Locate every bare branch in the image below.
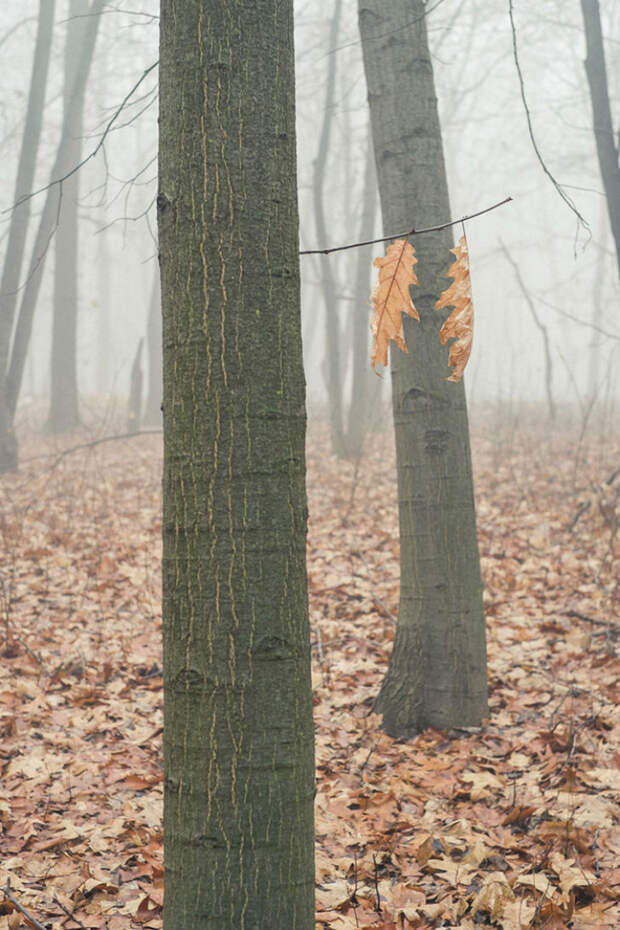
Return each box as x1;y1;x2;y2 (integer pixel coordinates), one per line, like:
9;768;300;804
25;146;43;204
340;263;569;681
4;60;159;215
299;196;512;255
508;0;591;237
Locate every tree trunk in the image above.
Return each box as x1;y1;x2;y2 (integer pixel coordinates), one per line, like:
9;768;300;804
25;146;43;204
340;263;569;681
143;267;162;426
0;0;55;472
159;2;314;928
96;215;111;396
47;0;93;433
5;0;106;433
343;131;378;458
314;0;345;456
358;0;488;737
126;338;143;433
580;0;620;286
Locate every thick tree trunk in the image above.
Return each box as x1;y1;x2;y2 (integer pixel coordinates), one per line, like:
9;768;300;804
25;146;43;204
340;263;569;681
0;1;55;472
5;0;105;433
159;2;314;929
314;0;345;456
143;267;162;426
47;0;93;433
581;0;620;287
358;0;488;737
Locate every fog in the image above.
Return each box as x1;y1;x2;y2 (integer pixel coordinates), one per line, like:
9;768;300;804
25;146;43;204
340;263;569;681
1;1;618;439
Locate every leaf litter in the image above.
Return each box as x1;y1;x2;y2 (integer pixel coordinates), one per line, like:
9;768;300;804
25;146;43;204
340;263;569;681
0;415;618;929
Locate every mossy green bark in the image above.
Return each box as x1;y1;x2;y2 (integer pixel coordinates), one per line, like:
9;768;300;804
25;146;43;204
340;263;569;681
359;0;488;737
158;2;315;927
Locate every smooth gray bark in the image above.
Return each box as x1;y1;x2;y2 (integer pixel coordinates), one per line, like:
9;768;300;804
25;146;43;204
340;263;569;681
159;1;314;927
0;1;55;472
581;0;620;286
358;0;488;737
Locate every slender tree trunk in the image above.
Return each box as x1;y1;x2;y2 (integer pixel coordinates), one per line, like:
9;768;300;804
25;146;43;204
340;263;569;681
0;1;55;472
96;215;111;395
358;0;488;737
581;0;620;286
159;2;314;928
126;338;143;433
588;213;607;405
143;266;162;426
314;0;345;456
499;243;555;424
343;131;377;458
5;0;106;433
47;0;94;433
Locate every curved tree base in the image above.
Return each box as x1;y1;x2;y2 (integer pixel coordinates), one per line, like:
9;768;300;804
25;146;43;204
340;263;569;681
375;620;488;739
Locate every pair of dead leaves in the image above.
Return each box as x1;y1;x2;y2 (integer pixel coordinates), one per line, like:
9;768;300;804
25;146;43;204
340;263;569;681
370;235;472;381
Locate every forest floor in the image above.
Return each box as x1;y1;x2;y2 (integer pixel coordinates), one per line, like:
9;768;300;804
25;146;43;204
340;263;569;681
0;409;618;930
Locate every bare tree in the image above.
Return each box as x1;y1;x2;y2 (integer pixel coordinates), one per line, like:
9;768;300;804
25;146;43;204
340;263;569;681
580;0;620;286
359;0;488;737
4;0;106;458
0;2;55;472
48;0;103;433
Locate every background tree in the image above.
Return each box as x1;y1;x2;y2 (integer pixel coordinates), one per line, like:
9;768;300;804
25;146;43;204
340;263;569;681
158;1;315;928
143;266;162;426
358;0;488;737
3;0;105;459
580;0;620;288
47;0;94;433
0;1;55;472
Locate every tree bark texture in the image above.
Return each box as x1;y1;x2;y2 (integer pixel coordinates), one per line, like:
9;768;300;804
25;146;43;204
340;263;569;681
580;0;620;287
5;0;105;430
158;2;314;929
48;0;93;433
0;0;55;472
358;0;488;737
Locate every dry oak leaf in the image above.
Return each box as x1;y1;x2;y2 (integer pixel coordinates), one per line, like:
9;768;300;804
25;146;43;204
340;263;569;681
370;239;419;370
436;234;473;382
470;871;515;922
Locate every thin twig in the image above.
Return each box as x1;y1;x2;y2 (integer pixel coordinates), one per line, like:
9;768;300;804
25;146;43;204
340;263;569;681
566;609;614;629
299;196;512;255
567;466;620;530
3;880;48;930
19;429;162;466
53;895;88;929
372;854;382;914
351;549;397;623
508;0;590;238
5;61;159;214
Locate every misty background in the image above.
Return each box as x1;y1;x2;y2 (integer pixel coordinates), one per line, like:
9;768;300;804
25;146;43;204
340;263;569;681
1;0;618;437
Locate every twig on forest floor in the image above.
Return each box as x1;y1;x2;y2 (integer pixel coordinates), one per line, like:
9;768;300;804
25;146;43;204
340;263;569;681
341;453;364;528
53;895;88;929
2;880;48;930
566;609;614;629
372;854;382;914
351;549;397;623
567;466;620;531
4;633;43;666
19;428;163;467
